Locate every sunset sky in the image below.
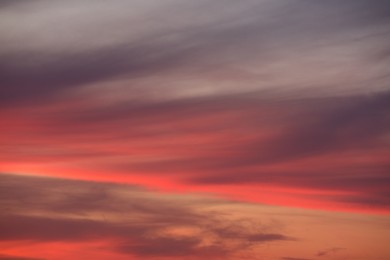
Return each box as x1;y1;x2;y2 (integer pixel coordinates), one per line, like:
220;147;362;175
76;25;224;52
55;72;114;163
0;1;389;259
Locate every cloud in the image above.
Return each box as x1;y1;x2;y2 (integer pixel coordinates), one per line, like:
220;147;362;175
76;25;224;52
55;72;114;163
0;0;389;214
0;1;389;259
0;214;127;242
0;255;45;260
0;0;389;106
0;0;31;9
117;236;226;258
247;233;293;242
281;257;312;260
1;91;389;213
0;0;271;105
332;190;390;208
177;93;389;209
316;247;346;257
0;173;294;259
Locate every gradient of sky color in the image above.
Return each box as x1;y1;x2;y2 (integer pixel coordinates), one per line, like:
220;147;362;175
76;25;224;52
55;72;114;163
0;0;389;259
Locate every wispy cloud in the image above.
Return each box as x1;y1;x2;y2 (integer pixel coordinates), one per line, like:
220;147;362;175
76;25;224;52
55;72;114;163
1;0;389;105
0;1;389;258
0;173;295;259
1;91;388;212
281;257;312;260
316;247;346;257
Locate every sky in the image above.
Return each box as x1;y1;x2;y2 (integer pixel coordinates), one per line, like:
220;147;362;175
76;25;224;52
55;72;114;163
0;0;389;259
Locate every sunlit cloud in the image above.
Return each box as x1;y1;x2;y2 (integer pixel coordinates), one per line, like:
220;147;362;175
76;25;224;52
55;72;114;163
0;0;389;259
0;173;296;259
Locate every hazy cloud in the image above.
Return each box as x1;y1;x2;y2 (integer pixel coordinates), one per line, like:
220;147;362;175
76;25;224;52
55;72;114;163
0;1;389;259
0;255;45;260
1;0;389;105
0;173;294;258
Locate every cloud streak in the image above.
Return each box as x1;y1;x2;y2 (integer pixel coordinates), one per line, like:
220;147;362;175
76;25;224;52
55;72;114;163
0;173;295;259
1;90;389;212
1;0;389;105
0;4;389;260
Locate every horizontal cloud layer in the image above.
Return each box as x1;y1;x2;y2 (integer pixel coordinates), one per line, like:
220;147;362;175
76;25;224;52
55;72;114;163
1;90;388;213
0;3;389;260
0;173;297;259
1;0;389;105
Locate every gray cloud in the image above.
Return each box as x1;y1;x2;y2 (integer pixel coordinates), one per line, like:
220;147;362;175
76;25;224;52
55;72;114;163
316;247;346;257
0;0;389;106
117;236;226;258
0;214;119;241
